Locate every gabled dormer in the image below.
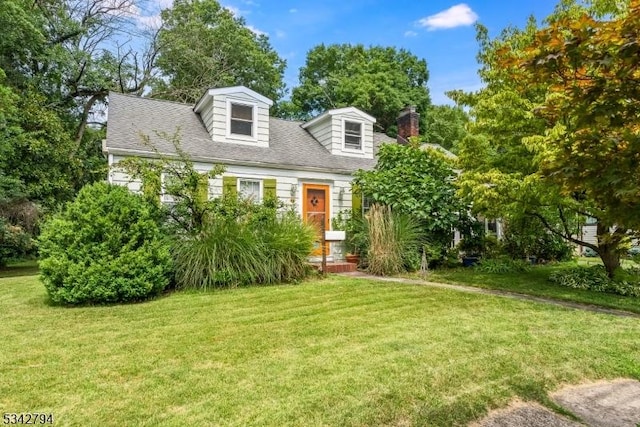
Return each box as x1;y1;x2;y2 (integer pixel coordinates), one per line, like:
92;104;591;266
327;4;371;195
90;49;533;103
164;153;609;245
302;107;376;159
194;86;273;148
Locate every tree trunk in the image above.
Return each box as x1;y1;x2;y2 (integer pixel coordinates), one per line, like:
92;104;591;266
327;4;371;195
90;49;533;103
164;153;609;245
598;247;620;278
596;223;622;278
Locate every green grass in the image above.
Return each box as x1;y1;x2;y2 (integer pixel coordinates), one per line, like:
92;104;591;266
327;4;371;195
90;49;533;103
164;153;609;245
427;263;640;314
0;260;39;278
1;274;639;426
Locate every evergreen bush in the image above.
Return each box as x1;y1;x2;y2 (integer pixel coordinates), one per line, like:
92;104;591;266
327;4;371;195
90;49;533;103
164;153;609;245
39;182;172;304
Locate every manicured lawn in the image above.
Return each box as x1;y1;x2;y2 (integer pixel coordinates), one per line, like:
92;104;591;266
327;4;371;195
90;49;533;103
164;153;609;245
427;263;640;314
1;274;639;426
0;260;39;278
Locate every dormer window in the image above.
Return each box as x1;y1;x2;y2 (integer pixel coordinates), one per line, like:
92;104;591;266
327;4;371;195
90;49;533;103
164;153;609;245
343;120;363;151
230;102;254;137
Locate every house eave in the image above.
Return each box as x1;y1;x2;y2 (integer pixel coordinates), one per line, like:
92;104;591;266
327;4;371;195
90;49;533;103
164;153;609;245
301;107;377;129
106;147;361;175
194;86;274;113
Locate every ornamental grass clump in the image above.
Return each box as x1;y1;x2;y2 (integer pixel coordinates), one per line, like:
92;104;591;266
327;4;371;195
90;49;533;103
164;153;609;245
364;204;420;276
173;199;315;290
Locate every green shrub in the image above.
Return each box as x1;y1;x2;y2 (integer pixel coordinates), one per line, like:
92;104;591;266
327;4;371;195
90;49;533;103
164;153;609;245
173;199;315;290
39;183;172;304
0;219;33;266
474;257;532;273
549;265;640;297
502;217;574;261
364;204;421;276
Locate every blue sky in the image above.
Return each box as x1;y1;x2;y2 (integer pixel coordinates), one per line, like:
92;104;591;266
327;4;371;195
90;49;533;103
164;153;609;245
136;1;561;105
222;0;561;105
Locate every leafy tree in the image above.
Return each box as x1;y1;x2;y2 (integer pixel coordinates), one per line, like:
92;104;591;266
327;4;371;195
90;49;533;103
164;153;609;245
423;104;469;152
153;0;286;105
454;0;636;276
2;0;158;150
506;0;640;272
0;0;159;209
290;44;431;133
354;140;472;252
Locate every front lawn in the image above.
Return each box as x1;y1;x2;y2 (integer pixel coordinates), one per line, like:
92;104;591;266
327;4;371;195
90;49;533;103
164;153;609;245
427;263;640;314
1;274;639;426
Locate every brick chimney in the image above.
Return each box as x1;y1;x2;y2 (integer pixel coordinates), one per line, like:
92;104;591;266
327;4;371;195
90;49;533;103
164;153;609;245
397;105;420;145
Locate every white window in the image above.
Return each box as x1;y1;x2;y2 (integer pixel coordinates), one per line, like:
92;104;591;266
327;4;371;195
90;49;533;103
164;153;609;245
344;120;363;151
230;102;254;137
238;179;262;202
363;195;373;215
160;172;178;204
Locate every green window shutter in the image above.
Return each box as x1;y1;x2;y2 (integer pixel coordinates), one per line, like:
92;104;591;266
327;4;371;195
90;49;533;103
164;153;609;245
196;174;209;204
142;169;161;204
263;178;277;200
223;176;237;197
351;185;362;219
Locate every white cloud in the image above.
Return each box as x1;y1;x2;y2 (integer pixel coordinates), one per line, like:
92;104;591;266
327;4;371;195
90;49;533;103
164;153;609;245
152;0;172;9
275;29;286;38
404;30;418;37
289;8;297;13
136;14;162;30
224;5;241;16
247;25;267;36
417;3;478;31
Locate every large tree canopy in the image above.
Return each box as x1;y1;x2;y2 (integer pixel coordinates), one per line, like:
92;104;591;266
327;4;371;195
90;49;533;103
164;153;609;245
0;0;158;261
423;104;469;153
290;44;431;133
454;0;636;276
153;0;286;105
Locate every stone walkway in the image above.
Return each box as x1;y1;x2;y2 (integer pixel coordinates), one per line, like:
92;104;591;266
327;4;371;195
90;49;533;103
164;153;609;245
340;271;640;318
475;379;640;427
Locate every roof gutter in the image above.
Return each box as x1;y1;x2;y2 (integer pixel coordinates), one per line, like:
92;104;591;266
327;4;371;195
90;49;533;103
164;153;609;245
105;147;362;175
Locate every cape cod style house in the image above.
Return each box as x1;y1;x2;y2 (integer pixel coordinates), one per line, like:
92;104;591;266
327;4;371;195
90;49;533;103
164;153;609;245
104;86;422;260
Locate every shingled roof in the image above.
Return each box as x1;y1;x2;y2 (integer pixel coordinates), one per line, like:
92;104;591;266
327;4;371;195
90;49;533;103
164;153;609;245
105;92;393;174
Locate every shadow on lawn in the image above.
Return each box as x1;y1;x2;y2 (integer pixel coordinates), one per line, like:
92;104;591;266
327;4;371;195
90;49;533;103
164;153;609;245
0;260;39;278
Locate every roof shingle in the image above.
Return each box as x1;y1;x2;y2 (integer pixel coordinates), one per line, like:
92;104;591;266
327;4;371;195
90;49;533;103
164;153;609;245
106;92;393;174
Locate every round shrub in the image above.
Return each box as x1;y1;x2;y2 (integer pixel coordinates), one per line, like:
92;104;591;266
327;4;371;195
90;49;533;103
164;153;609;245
39;182;172;304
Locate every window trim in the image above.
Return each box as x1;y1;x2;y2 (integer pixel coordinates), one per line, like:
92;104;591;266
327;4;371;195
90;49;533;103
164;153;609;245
226;99;257;141
342;118;364;153
160;172;176;204
362;195;373;216
237;178;263;203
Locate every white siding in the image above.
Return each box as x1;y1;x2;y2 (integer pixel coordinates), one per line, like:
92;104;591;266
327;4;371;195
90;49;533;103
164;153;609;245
109;155;355;260
581;224;598;246
199;91;270;148
305;111;375;160
201;97;214;134
213;93;270;147
305;118;333;151
330;113;374;159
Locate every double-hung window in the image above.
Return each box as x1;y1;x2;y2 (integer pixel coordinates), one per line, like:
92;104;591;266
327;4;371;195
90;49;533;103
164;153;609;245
238;179;262;202
230;103;254;137
344;120;363;150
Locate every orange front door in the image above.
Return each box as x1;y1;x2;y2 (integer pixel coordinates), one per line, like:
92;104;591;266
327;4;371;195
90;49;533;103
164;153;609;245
302;184;330;256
